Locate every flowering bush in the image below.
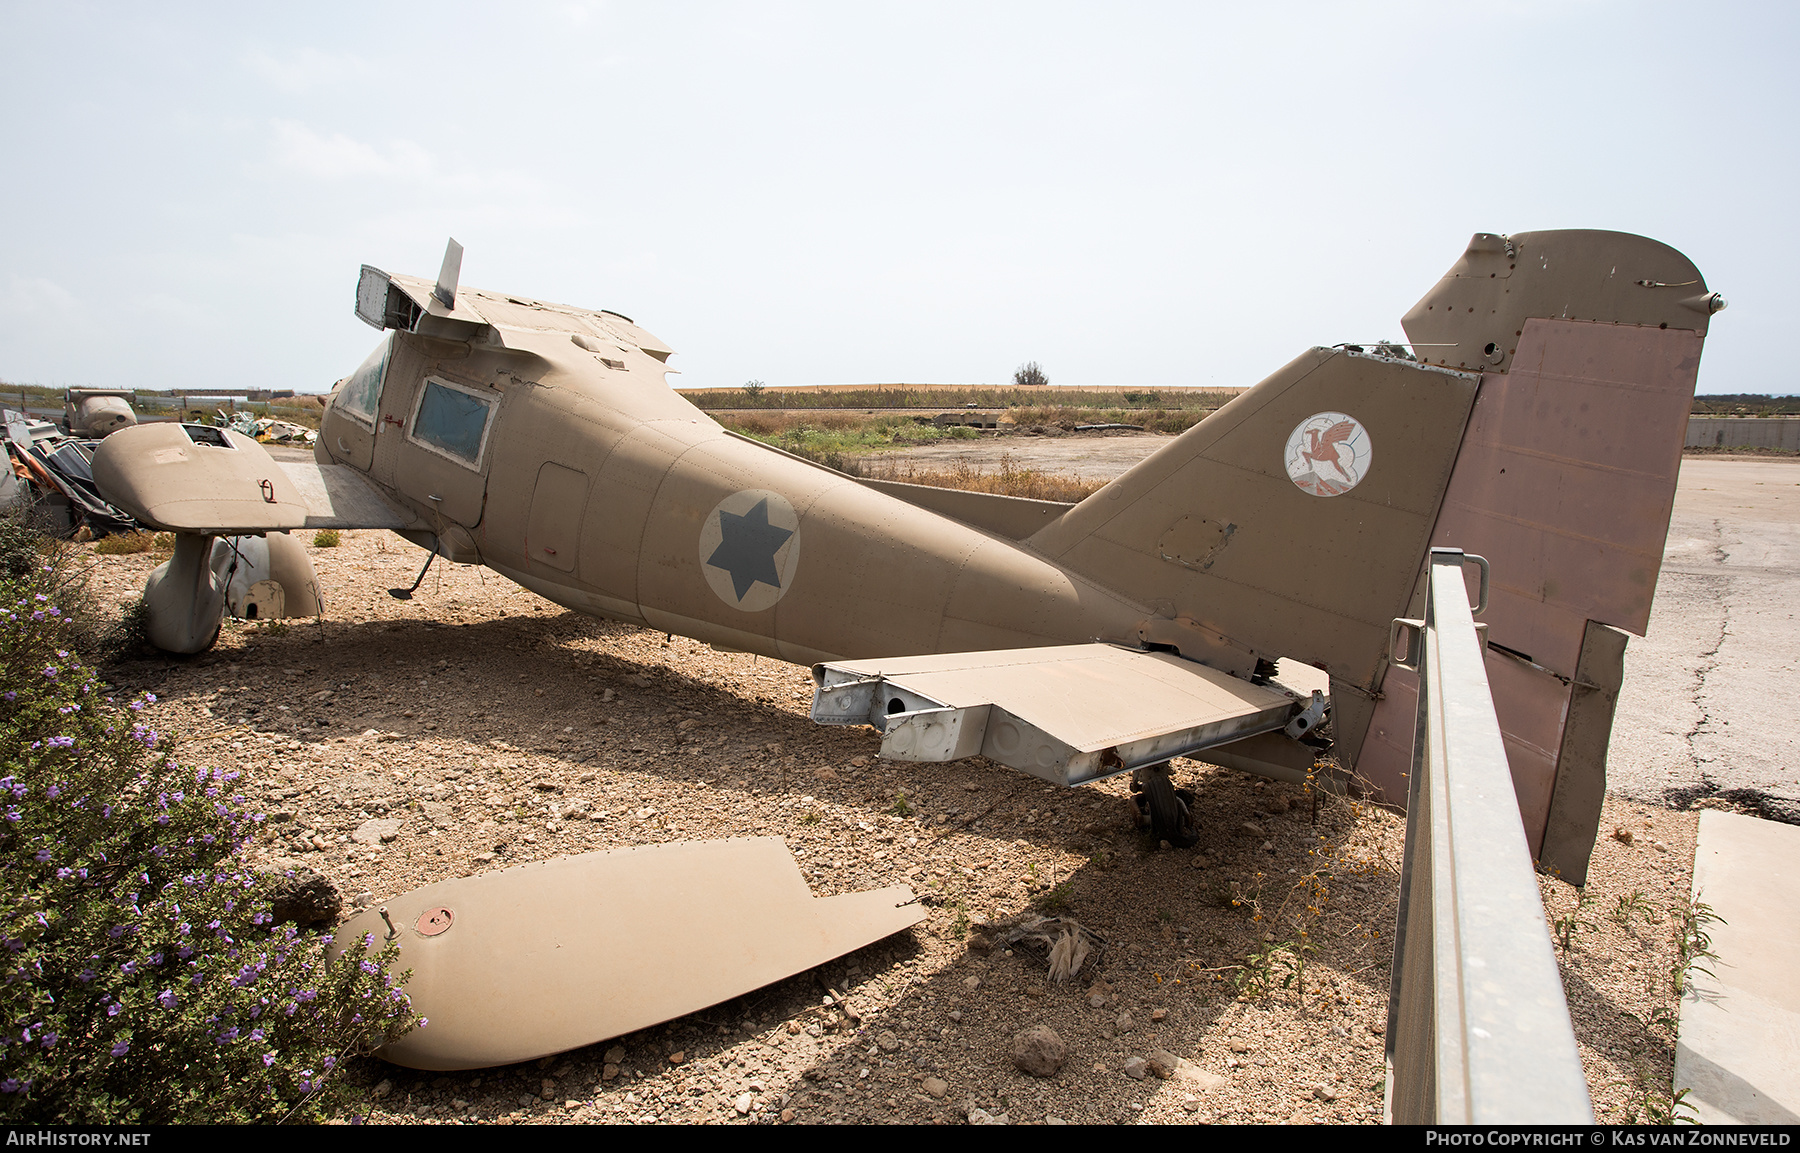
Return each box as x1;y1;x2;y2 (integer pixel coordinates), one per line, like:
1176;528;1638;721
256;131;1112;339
0;550;418;1122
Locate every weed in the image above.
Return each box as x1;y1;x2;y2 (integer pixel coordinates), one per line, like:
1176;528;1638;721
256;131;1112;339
887;792;912;818
312;529;341;548
261;620;289;638
1610;889;1653;929
949;901;970;939
800;810;820;825
1034;882;1075;915
92;532;157;556
1671;895;1725;997
1552;887;1597;953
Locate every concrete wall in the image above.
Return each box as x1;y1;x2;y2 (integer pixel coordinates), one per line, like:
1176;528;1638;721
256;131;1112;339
1685;416;1800;451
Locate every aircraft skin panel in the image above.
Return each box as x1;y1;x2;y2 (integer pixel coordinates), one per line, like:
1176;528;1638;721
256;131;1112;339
334;838;923;1071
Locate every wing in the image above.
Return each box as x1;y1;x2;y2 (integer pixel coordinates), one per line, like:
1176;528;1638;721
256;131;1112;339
94;423;421;533
1319;419;1356;447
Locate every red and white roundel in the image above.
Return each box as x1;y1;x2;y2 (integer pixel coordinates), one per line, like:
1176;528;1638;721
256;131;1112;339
1284;412;1371;498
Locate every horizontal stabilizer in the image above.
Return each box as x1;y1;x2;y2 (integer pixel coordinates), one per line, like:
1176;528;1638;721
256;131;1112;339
812;643;1299;786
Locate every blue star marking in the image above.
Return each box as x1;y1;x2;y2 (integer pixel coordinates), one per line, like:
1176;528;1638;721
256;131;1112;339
706;498;794;601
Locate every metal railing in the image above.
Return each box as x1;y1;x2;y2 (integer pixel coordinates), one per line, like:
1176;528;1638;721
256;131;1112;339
1384;548;1593;1124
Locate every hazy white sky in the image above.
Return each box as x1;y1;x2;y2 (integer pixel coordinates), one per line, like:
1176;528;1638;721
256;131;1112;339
1;2;1792;395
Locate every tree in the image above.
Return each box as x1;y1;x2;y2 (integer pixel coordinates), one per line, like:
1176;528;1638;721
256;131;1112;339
1013;362;1048;388
742;380;766;398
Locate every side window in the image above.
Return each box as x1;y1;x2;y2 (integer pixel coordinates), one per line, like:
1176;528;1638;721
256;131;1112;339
336;334;390;424
409;378;496;469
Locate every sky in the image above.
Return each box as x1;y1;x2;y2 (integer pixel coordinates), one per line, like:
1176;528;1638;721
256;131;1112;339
1;2;1793;395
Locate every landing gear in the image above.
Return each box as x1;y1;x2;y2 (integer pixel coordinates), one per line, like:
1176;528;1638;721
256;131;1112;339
1130;761;1200;848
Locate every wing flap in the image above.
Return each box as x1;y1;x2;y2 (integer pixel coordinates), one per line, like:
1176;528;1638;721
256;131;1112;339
812;643;1300;785
277;460;422;530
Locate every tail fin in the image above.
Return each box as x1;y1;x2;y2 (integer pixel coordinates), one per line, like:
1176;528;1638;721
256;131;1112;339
1026;344;1481;728
1033;230;1716;884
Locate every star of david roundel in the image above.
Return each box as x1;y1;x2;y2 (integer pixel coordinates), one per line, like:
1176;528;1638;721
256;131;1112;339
1284;412;1372;498
698;489;802;612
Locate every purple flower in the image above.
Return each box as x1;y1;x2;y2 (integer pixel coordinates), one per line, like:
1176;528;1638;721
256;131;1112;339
33;850;49;863
45;737;72;749
0;1079;21;1093
262;1052;276;1067
107;1003;121;1017
42;666;57;679
157;990;178;1009
110;1040;130;1057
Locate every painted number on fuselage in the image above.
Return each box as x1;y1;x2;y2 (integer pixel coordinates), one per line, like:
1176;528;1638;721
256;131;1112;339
699;490;802;612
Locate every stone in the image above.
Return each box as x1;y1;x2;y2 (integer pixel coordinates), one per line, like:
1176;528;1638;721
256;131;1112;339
1122;1056;1149;1080
780;1108;795;1122
352;817;403;845
1010;1025;1068;1078
601;1064;620;1082
1176;1067;1228;1092
922;1077;948;1099
1312;1083;1339;1102
967;1108;1009;1125
668;1051;685;1064
876;1030;900;1053
1229;1038;1250;1053
1241;821;1266;838
1115;1011;1135;1032
1150;1008;1169;1022
263;866;341;929
734;1092;753;1115
372;1079;392;1099
1147;1049;1181;1079
962;975;981;991
605;1045;626;1064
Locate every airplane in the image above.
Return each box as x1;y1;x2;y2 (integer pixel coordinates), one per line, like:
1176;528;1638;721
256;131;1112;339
88;229;1721;1067
87;229;1728;1064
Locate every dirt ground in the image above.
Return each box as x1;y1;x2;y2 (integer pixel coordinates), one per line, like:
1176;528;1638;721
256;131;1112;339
80;527;1698;1125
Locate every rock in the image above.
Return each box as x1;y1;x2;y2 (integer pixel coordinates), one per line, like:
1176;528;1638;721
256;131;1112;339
1313;1083;1339;1102
1045;1115;1068;1125
604;1045;626;1064
668;1051;685;1064
1115;1011;1134;1032
601;1063;620;1082
1122;1056;1149;1080
780;1108;795;1122
1176;1067;1228;1092
1087;990;1107;1009
1146;1049;1181;1079
923;1077;948;1099
1150;1008;1168;1022
1241;821;1266;837
962;975;981;991
876;1030;900;1053
372;1078;392;1099
734;1092;753;1115
263;867;341;928
1229;1038;1250;1053
1611;826;1635;845
352;817;403;845
1010;1025;1067;1078
967;1108;1009;1125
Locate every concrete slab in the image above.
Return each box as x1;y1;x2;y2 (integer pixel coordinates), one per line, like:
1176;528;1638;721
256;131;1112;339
1675;810;1800;1125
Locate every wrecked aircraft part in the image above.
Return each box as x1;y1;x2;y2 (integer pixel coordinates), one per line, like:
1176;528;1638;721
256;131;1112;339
93;423;309;534
2;411;141;537
210;532;322;622
333;838;925;1071
63;389;137;439
812;644;1300;786
143;534;227;654
87;229;1718;880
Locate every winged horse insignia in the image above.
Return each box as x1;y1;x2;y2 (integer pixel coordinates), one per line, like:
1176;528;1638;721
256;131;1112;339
1284;411;1371;497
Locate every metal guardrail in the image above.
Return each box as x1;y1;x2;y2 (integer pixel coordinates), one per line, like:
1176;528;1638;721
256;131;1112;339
1383;548;1593;1124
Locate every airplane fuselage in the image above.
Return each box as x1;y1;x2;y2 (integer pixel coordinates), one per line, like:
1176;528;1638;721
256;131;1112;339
316;326;1152;668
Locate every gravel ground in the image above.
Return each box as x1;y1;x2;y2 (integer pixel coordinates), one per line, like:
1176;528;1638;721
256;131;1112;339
81;529;1698;1125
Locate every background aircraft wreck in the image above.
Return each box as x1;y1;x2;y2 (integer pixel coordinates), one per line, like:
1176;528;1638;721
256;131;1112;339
87;228;1720;1068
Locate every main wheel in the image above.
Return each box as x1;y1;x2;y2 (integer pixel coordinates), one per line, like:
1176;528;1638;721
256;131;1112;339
1133;762;1200;848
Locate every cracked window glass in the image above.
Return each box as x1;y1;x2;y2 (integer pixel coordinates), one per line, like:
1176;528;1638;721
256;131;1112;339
336;334;390;422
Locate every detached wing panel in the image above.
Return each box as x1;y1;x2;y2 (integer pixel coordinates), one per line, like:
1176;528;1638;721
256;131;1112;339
812;643;1299;786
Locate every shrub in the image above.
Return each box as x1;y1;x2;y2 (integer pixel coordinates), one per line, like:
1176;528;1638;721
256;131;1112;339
311;530;341;549
0;550;418;1123
91;534;157;557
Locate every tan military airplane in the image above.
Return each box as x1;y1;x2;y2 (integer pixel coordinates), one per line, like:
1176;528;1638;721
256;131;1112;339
90;229;1721;1067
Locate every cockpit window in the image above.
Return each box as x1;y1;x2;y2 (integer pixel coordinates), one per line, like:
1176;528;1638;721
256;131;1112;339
336;334;390;424
409;378;495;468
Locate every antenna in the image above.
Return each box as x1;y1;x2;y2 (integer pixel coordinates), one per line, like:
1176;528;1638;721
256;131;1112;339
434;238;464;309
